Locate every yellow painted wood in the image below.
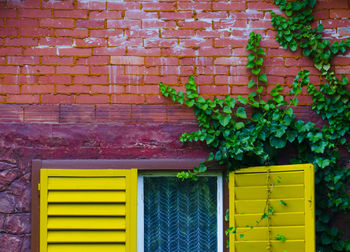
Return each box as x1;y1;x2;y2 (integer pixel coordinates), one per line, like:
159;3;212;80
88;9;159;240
48;244;125;252
47;230;126;243
235;198;304;214
235;171;304;186
47;217;125;230
235;184;304;200
235;240;305;252
40;169;137;252
48;190;126;202
47;203;125;216
48;177;126;190
235;226;305;240
229;164;315;252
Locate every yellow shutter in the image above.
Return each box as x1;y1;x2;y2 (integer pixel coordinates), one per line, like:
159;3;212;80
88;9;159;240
40;169;137;252
229;164;315;252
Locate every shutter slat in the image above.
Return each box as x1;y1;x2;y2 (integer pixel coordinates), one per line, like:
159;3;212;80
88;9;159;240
235;198;304;214
235;185;304;200
235;171;304;186
235;226;305;240
47;244;125;252
47;231;126;243
40;169;137;252
229;164;315;252
48;191;126;203
48;177;126;190
47;203;125;216
47;217;126;230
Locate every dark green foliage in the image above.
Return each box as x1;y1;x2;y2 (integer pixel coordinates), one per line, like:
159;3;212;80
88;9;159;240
160;0;350;250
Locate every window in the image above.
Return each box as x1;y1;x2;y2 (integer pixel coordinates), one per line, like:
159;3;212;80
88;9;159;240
137;173;223;252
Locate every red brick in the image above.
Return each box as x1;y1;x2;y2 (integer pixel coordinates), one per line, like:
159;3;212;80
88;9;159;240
22;65;54;74
24;47;56;56
197;66;228;75
338;27;350;37
125;11;158;19
107;2;140;11
76;94;109;104
213;2;245;10
144;75;178;85
143;2;176;10
0;85;20;94
5;38;38;46
77;1;105;10
23;104;59;123
76;19;105;29
268;48;297;57
41;56;74;65
91;85;124;94
96;104;131;122
7;94;39;103
214;38;247;47
0;28;18;37
39;37;72;46
145;57;178;66
249;20;272;29
333;56;350;65
162;47;195;57
74;75;108;84
21;84;54;93
3;75;37;84
159;11;193;20
0;9;17;17
89;11;123;19
168;104;196;123
264;57;284;66
90;29;123;38
56;85;90;94
126;29;159;38
20;27;54;37
323;19;350;29
7;56;40;65
231;85;251;94
7;18;39;27
55;28;89;37
107;20;141;29
265;66;300;76
198;47;231;56
60;104;95;122
93;47;126;56
38;75;72;84
248;2;279;10
180;57;213;66
161;29;195;38
214;57;247;65
215;75;249;85
198;85;230;95
0;104;23;122
177;20;212;29
75;56;108;65
231;66;250;75
40;19;74;28
111;56;144;65
42;0;74;9
18;9;51;18
314;10;329;19
142;20;177;29
127;48;160;57
132;104;167;123
90;66;113;75
196;30;231;38
56;66;89;74
230;10;264;19
109;74;143;85
160;66;194;75
112;94;144;104
75;38;107;47
126;85;159;94
58;48;91;56
41;94;74;104
54;10;87;19
144;38;178;48
213;20;246;29
197;11;228;19
317;0;348;9
0;66;20;74
125;66;158;75
177;2;211;10
0;56;5;64
108;37;142;47
180;38;213;48
8;0;40;8
145;94;173;104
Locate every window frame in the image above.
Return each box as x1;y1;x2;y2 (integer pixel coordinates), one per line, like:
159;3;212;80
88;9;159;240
32;159;228;252
137;172;223;252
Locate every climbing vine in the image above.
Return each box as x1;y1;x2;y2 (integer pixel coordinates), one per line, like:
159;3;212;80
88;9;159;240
160;0;350;251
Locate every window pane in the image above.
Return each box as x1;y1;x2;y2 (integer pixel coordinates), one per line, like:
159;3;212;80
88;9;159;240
144;176;217;252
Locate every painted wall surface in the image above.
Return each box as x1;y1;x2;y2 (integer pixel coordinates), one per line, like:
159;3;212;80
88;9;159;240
0;0;349;251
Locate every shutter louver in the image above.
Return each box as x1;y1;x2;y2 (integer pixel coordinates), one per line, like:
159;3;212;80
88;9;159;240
40;169;137;252
229;164;315;252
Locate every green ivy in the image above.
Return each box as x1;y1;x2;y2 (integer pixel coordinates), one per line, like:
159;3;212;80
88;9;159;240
160;0;350;251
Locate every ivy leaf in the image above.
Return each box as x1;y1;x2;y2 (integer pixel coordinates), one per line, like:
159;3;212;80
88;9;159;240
185;99;195;107
237;95;248;105
235;122;245;130
259;73;268;83
199;163;207;173
248;53;255;61
252;68;261;75
235;107;247;119
219;114;231;127
280;200;287;206
223;106;232;113
257;48;266;55
270;136;287;149
248;80;256;88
